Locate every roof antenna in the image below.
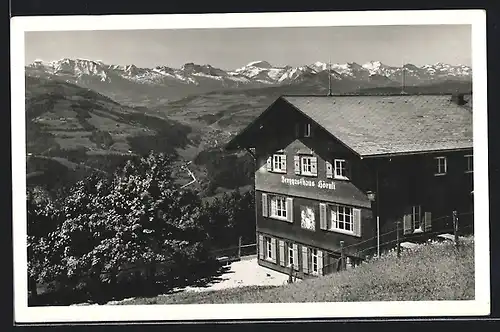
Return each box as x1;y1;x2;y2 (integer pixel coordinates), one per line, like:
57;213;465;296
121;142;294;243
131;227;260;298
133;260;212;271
327;58;333;96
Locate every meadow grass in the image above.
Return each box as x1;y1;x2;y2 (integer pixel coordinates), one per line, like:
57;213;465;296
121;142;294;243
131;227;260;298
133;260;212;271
119;238;474;305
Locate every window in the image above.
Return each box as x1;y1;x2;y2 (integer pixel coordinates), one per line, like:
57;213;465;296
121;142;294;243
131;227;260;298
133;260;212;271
334;159;349;180
265;236;273;260
403;208;431;235
287;242;294;267
411;205;422;231
329;204;353;232
301;155;317;176
435;156;447;175
300;205;316;231
310;248;318;274
263;194;293;222
270;195;287;220
303;123;311;137
465;155;473;173
272;153;287;173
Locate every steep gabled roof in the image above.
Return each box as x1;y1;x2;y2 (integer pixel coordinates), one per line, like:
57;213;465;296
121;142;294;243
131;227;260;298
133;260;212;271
226;94;473;158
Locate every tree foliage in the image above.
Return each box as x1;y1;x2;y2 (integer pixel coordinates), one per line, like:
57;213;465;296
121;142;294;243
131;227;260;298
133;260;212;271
27;152;220;305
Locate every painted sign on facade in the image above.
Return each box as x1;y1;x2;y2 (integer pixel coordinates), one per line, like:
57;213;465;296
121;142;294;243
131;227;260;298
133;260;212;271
281;176;336;190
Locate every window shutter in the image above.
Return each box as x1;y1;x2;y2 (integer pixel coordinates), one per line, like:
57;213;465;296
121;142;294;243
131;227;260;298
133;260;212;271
282;154;287;172
403;214;412;235
310;157;318;176
326;161;333;179
345;160;351;179
286;197;294;222
317;250;324;276
319;203;327;230
294;156;301;175
271;238;277;263
424;212;432;232
258;234;264;260
302;246;309;274
279;240;285;266
266;156;272;171
293;244;299;270
353;208;362;237
262;193;268;217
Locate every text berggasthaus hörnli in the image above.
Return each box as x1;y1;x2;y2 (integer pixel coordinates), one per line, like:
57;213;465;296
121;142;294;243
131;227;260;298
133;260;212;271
281;176;336;190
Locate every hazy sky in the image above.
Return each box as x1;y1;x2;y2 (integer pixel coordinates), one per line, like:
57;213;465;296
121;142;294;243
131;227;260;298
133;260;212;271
25;25;471;69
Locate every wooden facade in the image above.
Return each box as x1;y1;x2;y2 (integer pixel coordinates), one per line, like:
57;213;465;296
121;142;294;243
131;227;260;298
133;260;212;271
226;94;473;278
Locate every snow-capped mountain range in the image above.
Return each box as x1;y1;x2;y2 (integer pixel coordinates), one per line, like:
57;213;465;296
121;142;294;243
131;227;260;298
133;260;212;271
25;58;472;105
27;58;471;85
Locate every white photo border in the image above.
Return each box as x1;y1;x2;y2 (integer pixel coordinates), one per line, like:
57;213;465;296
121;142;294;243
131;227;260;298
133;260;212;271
11;9;489;324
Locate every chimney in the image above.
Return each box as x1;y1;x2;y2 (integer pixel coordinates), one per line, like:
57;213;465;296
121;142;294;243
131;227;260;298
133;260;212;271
451;93;466;106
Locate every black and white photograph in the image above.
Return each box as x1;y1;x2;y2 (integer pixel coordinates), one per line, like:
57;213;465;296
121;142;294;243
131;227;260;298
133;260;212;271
11;10;489;323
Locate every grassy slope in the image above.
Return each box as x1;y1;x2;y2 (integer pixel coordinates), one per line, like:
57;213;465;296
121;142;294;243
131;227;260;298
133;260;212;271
120;238;474;305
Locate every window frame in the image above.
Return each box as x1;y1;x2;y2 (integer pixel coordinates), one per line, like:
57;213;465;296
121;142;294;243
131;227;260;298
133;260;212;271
434;156;447;176
465;154;473;173
300;155;316;177
269;195;288;221
272;153;287;173
265;236;273;261
310;248;319;275
411;205;422;232
334;159;349;180
328;203;355;235
287;242;294;267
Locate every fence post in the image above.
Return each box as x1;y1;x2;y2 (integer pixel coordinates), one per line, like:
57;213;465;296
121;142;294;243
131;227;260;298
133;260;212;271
453;210;459;250
238;236;242;259
340;241;345;271
396;220;401;258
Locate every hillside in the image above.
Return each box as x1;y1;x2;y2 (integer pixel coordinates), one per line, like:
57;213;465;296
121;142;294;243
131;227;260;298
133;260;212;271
25;76;195;190
120;237;474;305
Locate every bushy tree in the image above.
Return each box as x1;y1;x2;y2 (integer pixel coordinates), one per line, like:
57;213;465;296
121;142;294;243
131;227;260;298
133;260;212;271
28;152;220;304
198;189;256;250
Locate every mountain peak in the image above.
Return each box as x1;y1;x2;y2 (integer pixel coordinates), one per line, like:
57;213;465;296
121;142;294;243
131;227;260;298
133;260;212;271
245;60;272;68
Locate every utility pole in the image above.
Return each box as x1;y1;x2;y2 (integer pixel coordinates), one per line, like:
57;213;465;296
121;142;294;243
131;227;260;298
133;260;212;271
328;58;333;96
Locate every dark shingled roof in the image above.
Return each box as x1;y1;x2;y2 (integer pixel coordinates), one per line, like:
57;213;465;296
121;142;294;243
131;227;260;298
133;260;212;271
280;95;472;157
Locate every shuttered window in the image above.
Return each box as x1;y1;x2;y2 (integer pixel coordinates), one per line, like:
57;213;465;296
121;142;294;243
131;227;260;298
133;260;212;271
272;153;287;173
404;209;432;235
267;195;294;223
322;203;361;237
300;156;317;176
